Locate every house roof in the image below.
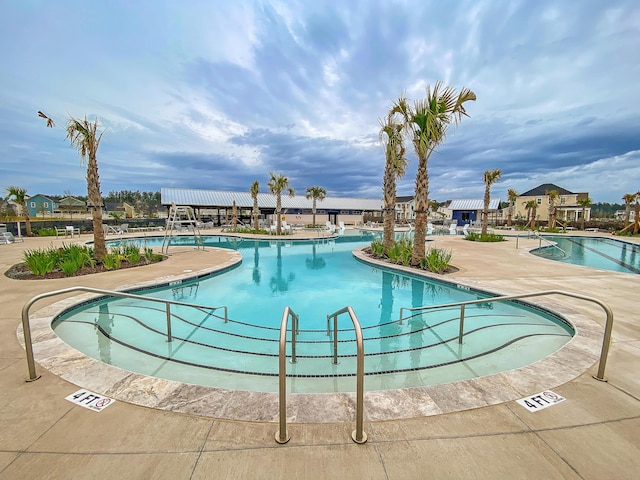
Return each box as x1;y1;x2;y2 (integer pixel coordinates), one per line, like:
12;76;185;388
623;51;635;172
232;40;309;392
396;196;414;203
520;183;574;196
58;196;86;207
160;188;383;211
448;199;502;211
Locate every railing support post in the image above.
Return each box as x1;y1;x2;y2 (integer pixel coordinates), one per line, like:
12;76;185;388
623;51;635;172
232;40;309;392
458;305;465;344
166;304;173;342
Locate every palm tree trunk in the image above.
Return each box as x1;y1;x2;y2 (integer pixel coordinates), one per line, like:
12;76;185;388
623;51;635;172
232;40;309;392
276;194;282;235
412;159;428;265
20;201;32;236
312;199;317;228
382;162;396;255
87;155;106;262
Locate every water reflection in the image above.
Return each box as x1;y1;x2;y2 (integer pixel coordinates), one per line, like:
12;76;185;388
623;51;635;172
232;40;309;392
270;243;295;295
95;303;113;363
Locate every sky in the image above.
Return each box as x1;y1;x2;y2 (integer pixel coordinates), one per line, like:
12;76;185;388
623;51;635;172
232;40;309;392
1;0;639;204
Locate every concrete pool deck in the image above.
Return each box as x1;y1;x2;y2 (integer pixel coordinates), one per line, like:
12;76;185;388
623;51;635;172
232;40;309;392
1;229;639;479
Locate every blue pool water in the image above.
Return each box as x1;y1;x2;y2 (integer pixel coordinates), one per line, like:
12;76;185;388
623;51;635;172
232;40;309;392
533;236;640;274
52;232;573;393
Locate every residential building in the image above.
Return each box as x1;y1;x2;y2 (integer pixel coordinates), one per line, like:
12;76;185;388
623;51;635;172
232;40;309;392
56;196;87;217
515;184;591;223
26;194;57;218
395;196;415;223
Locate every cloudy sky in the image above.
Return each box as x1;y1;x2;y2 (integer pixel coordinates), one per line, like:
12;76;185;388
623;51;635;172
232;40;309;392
1;0;638;204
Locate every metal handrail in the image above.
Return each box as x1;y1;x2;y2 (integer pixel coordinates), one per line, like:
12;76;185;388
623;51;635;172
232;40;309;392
398;289;613;381
325;306;367;444
516;231;566;257
21;286;227;382
532;231;567;257
275;306;299;444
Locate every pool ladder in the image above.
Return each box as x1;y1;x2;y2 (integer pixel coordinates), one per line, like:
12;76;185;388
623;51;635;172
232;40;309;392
276;306;367;445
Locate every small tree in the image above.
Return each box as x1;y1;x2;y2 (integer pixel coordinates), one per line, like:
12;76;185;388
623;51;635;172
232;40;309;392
577;197;592;230
250;181;260;230
305;186;327;228
622;193;635;228
524;200;537;229
546;189;559;229
379;112;406;254
268;172;295;235
38;111;107;262
392;82;476;265
6;186;32;235
507;188;518;227
481;169;501;235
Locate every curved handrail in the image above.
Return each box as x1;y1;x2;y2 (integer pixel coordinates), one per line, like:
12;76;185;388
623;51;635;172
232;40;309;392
326;306;367;444
21;286;227;382
275;306;299;444
399;289;613;381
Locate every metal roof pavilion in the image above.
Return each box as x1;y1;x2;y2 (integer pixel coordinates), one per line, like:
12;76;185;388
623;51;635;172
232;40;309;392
448;199;502;210
160;188;383;211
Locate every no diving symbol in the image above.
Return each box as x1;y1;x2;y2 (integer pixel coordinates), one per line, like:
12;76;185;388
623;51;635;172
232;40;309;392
95;398;111;408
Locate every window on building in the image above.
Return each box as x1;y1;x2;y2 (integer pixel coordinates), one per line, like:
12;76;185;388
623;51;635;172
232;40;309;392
560;198;566;205
30;202;36;208
44;202;49;208
536;198;542;205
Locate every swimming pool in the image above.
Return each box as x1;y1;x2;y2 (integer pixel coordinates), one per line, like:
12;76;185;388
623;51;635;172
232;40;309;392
533;236;640;274
52;233;574;393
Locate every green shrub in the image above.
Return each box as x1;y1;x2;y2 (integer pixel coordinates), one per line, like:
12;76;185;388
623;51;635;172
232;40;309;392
126;248;141;265
370;239;385;257
465;232;505;242
103;253;121;270
387;238;412;266
419;247;452;274
23;248;57;276
37;228;57;237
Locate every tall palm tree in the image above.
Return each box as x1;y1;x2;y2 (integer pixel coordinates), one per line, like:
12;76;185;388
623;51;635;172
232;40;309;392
6;186;31;236
250;181;260;230
622;193;635;226
577;197;592;230
545;189;559;229
634;191;640;235
481;169;501;235
379;113;407;254
393;82;476;264
524;200;537;229
305;186;327;229
507;188;518;227
39;111;106;262
268;172;295;235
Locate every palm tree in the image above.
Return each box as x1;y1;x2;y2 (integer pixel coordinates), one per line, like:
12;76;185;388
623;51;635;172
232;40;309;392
6;186;31;236
634;191;640;235
545;189;559;229
524;200;537;229
38;111;107;262
622;193;635;226
481;169;501;235
268;172;295;235
506;188;518;227
577;197;592;230
305;186;327;229
379;112;407;254
250;181;260;230
393;82;476;264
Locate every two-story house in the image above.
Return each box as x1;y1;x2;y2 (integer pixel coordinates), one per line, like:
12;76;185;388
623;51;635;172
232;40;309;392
515;183;591;223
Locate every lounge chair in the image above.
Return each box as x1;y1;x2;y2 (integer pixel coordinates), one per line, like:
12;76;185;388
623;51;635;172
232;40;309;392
462;224;470;236
449;222;458;235
426;223;434;235
281;221;292;233
325;221;336;233
338;221;345;230
0;232;15;244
